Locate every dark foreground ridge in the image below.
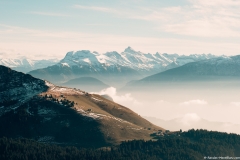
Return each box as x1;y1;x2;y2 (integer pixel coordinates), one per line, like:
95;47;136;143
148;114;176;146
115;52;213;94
1;129;240;160
0;65;163;148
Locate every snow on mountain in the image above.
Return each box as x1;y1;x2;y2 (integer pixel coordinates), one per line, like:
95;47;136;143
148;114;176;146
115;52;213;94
0;65;49;115
27;47;226;86
124;55;240;90
59;47;221;75
0;58;59;73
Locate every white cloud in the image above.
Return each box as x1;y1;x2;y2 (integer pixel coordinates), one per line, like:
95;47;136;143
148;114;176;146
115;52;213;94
178;113;201;126
231;102;240;107
132;0;240;38
89;88;240;128
155;100;166;104
190;0;240;7
29;11;69;17
180;99;208;106
1;1;240;59
73;5;119;14
94;87;141;105
1;21;240;59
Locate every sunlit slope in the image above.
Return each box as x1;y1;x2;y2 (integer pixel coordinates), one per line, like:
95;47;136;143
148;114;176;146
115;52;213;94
44;85;163;144
0;65;163;147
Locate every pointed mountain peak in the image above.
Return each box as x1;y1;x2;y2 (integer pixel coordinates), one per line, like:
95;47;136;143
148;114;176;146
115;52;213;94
105;51;121;57
124;46;137;53
64;50;98;59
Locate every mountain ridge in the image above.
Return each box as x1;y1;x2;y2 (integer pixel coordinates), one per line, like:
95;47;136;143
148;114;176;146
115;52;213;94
0;65;163;148
124;55;240;89
0;58;59;73
28;47;222;86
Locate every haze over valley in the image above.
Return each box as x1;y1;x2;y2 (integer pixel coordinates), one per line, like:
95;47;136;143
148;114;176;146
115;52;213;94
2;47;240;134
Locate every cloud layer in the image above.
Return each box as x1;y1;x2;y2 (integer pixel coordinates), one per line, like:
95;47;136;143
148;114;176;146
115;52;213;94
95;87;140;105
180;99;208;106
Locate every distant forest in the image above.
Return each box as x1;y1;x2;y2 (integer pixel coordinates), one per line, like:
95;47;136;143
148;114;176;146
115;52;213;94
1;129;240;160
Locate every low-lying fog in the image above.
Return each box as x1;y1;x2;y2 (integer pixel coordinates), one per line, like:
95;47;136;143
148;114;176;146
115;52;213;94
93;86;240;134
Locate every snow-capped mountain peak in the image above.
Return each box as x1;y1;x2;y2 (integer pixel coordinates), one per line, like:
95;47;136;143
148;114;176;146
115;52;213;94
65;50;99;58
0;57;59;73
124;46;138;54
27;47;229;86
62;50;101;66
57;48;224;76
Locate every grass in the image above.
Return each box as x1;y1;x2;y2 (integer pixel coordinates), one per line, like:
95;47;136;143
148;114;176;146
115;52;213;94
40;86;165;145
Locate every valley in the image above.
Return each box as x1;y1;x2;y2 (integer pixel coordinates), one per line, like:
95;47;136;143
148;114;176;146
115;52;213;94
2;0;240;158
2;51;240;158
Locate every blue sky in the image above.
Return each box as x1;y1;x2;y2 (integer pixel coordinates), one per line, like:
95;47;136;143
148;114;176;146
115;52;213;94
1;0;240;59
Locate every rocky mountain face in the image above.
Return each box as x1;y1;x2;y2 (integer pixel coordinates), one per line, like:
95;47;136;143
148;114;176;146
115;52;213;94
0;58;59;73
0;65;163;148
0;65;49;115
28;47;219;86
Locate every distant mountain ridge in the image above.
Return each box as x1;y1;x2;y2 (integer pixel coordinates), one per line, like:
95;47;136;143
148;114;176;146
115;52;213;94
62;77;109;92
123;55;240;91
59;46;219;74
140;55;240;81
28;47;222;85
0;58;59;73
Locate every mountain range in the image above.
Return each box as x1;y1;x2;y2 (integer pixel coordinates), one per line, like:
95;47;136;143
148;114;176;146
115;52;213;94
2;49;240;157
0;58;59;73
28;47;220;86
123;55;240;91
0;65;163;148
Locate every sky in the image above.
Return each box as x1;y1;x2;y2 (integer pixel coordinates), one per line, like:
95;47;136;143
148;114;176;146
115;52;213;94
1;0;240;59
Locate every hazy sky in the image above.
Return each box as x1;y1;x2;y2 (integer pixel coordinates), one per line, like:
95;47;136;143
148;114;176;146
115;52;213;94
1;0;240;59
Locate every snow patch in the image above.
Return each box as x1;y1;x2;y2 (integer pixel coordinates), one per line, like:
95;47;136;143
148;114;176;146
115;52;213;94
75;107;131;124
48;86;85;95
91;97;102;102
45;81;55;87
61;63;70;67
83;58;91;63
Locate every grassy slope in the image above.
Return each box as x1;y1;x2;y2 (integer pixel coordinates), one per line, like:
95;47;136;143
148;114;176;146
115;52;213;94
43;86;164;145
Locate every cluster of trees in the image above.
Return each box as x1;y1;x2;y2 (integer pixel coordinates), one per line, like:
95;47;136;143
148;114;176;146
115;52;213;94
44;94;74;108
1;129;240;160
0;99;18;107
0;95;108;148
